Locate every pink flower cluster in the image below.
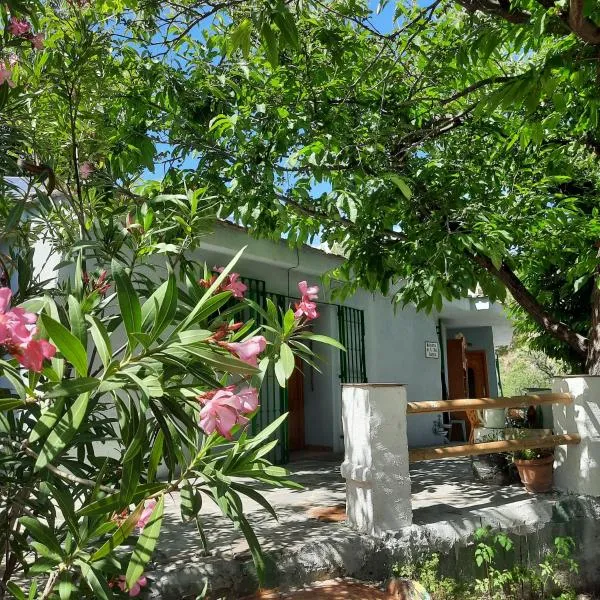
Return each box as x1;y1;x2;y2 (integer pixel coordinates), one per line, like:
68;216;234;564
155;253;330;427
198;386;259;439
0;288;56;372
109;575;148;597
7;17;44;50
221;335;266;366
82;269;110;296
294;281;319;320
199;267;247;299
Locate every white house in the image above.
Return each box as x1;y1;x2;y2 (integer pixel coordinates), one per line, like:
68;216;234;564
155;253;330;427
194;222;513;463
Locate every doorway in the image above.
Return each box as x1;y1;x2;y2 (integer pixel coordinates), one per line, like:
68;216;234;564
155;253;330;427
466;350;489;398
288;357;305;451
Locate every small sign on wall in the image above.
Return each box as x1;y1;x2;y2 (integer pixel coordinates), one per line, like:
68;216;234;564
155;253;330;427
425;341;439;359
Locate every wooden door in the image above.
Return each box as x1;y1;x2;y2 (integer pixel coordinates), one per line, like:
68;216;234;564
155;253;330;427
447;338;467;399
466;350;489;398
288;357;305;451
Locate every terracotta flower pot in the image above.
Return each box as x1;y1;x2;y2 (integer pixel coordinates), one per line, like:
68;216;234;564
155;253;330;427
514;454;554;493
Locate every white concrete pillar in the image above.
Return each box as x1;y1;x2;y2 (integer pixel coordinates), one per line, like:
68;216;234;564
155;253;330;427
340;383;412;536
552;376;600;496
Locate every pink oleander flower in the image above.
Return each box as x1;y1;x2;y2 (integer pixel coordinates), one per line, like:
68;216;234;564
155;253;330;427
136;499;156;531
222;335;266;366
8;17;31;37
7;54;18;67
114;574;147;597
0;287;56;372
294;281;320;320
294;300;319;320
222;272;247;298
236;386;259;413
0;64;15;88
298;281;319;301
79;161;94;180
201;267;247;299
198;386;259;439
15;339;56;372
31;33;44;50
0;289;36;346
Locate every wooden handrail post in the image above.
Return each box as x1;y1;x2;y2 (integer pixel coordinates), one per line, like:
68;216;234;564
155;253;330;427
341;384;412;535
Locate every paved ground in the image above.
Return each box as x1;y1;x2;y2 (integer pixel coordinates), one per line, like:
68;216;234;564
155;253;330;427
154;456;529;567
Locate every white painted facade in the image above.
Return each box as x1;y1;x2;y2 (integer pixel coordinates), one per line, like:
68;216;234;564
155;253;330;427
192;222;513;451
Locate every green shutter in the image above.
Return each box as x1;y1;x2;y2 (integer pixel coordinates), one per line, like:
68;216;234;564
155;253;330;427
337;306;367;383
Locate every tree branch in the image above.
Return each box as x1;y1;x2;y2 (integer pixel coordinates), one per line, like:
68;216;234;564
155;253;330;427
470;252;589;358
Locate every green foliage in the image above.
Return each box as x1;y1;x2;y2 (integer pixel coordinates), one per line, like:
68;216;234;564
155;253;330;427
392;530;579;600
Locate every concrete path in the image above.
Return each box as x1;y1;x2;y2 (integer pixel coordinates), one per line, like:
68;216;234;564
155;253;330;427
149;457;544;598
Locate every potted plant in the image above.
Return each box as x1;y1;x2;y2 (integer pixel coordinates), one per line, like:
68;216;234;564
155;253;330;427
512;448;554;493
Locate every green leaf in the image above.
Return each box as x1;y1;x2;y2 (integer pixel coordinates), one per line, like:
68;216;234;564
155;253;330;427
77;483;166;516
280;343;295;379
112;260;142;348
388;174;412;199
40;314;88;377
68;295;87;348
150;272;178;339
274;358;286;387
19;516;63;555
297;333;346;350
86;315;112;370
34;393;90;472
76;560;112;600
91;501;145;562
126;494;164;589
0;398;25;411
29;397;66;443
180;480;197;522
5;582;26;600
231;18;253;58
43;377;100;398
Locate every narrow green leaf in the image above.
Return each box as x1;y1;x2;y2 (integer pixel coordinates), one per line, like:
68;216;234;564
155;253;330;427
0;398;25;411
67;295;87;348
297;332;346;350
125;495;164;589
19;516;63;555
34;393;90;472
86;315;112;370
77;483;166;516
40;314;88;377
112;260;142;347
43;377;100;398
5;582;26;600
388;174;412;199
91;501;145;562
29;397;65;443
76;561;111;600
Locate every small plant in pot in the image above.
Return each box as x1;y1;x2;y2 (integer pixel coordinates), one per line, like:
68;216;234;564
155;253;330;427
512;447;554;493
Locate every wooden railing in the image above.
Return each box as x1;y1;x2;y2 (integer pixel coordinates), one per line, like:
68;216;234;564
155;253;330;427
406;392;580;463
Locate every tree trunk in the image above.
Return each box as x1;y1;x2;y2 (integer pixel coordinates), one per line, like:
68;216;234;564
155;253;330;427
586;277;600;374
470;253;589;360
